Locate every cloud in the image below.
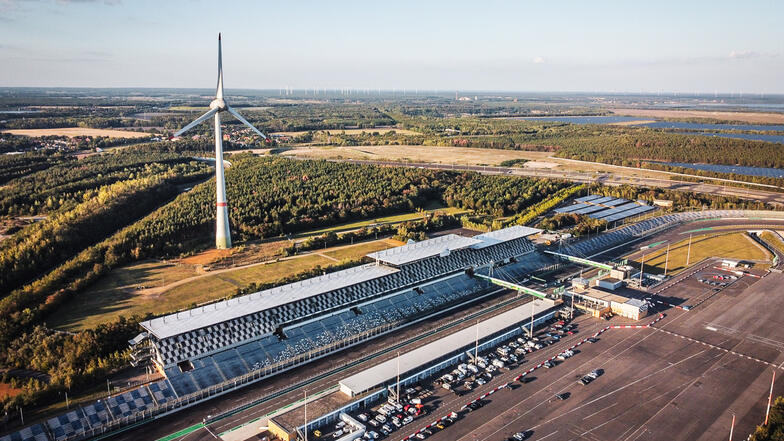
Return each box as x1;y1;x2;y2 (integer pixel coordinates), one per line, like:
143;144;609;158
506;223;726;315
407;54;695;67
532;56;545;64
728;50;759;59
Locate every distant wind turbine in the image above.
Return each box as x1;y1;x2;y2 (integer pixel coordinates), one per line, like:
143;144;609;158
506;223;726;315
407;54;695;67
174;33;267;249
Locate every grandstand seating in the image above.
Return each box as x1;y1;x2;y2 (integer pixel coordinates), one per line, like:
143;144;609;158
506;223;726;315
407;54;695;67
149;237;536;367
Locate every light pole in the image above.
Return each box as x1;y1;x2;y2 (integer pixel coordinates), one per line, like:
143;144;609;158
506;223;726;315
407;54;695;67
686;234;693;266
728;413;735;441
396;351;400;405
529;301;535;338
664;243;670;277
474;320;479;360
639;254;646;286
766;371;776;426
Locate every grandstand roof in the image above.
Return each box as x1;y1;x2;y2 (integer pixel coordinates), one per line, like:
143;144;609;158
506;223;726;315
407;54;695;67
471;226;541;249
366;234;482;266
140;263;399;339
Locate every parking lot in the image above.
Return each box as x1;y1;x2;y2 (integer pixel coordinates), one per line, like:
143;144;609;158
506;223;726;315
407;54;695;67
381;269;784;441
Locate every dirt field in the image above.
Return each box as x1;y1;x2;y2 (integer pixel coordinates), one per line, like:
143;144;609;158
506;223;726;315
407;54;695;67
2;128;155;138
610;108;784;124
272;127;421;136
0;382;22;400
282;145;554;166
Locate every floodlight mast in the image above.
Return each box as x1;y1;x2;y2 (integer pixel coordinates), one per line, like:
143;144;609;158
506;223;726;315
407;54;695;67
173;33;268;249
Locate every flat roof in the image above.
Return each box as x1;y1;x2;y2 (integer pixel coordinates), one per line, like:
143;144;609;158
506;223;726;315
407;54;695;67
140;263;399;339
366;234;482;266
338;299;556;396
471;226;541;249
580;287;629;304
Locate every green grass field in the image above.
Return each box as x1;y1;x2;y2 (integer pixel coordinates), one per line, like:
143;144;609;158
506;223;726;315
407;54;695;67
628;232;772;275
50;239;399;331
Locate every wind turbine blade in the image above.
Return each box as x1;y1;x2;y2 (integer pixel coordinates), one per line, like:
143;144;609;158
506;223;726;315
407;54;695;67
216;33;224;99
227;107;268;140
174;108;219;137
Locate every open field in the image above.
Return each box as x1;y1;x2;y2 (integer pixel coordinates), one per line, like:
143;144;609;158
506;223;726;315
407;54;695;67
609;108;784;124
1;127;155;138
49;239;397;331
282;145;554;166
272;127;421;136
627;231;771;275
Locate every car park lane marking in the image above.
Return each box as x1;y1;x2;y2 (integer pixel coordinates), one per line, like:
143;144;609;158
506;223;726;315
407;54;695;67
445;316;668;441
654;328;778;367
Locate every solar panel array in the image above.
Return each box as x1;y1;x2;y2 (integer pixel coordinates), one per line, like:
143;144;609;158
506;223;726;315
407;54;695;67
554;196;656;222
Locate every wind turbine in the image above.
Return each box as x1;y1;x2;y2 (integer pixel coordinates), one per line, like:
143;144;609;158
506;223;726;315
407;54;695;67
174;33;267;249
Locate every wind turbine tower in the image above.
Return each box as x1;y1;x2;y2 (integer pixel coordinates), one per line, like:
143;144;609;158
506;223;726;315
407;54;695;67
174;34;267;249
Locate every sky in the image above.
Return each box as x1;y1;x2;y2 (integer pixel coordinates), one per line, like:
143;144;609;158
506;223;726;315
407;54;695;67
0;0;782;93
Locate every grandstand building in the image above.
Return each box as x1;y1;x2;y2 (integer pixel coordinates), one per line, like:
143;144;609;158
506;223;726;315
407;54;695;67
133;226;545;396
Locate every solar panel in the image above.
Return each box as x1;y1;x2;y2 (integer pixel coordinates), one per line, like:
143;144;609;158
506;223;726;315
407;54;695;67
603;205;655;222
554;204;585;213
573;204;607;215
575;195;603;203
590;202;641;219
601;198;630;207
588;196;615;205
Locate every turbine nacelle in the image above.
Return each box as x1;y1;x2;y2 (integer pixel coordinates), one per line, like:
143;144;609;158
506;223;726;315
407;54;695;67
210;98;228;111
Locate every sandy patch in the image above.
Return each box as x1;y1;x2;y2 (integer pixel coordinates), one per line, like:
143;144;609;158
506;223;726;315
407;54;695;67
523;161;560;169
609;108;784;124
3;128;156;138
609;120;657;126
281;145;554;166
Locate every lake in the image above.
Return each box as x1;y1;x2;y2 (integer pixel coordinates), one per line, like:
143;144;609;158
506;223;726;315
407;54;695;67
692;132;784;144
509;116;784;143
649;161;784;178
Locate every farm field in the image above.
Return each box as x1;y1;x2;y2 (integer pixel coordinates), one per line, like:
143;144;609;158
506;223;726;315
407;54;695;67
2;127;156;138
627;231;772;275
282;144;554;166
609;108;784;124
